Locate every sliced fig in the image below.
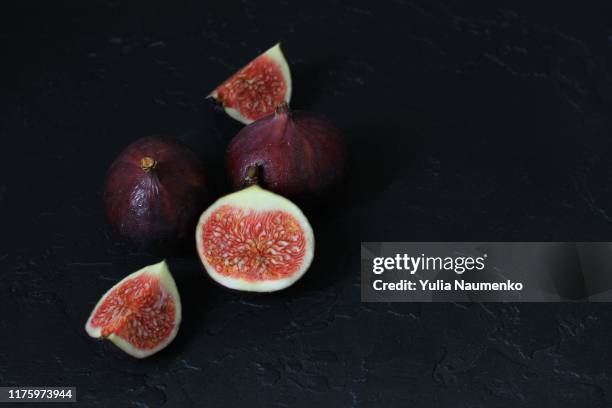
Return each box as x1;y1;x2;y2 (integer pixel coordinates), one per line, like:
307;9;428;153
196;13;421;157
209;43;292;124
85;260;181;358
196;179;314;292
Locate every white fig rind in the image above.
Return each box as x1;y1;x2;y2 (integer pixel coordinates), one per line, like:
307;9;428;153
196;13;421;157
85;260;181;359
209;42;292;125
196;185;314;292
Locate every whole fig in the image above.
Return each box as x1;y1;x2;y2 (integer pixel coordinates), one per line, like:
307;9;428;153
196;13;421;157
226;104;345;199
104;136;211;253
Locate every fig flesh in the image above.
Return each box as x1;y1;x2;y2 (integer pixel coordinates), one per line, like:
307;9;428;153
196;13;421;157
196;180;314;292
104;136;210;253
226;104;345;199
209;43;292;124
85;260;181;358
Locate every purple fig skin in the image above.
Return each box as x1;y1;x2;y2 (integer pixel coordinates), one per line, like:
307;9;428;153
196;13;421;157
226;105;345;199
104;136;210;253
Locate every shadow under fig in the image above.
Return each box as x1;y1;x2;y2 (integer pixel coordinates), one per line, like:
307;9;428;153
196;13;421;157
163;257;221;352
330;109;431;212
299;109;433;289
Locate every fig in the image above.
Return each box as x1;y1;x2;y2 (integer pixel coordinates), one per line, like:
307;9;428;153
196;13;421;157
209;43;292;124
104;136;210;253
226;104;345;199
196;167;314;292
85;260;181;358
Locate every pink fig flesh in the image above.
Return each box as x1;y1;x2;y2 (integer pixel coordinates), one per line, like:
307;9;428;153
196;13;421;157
85;260;181;358
209;43;292;124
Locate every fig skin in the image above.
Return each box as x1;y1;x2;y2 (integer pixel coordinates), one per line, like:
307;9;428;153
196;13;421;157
104;136;211;254
226;105;345;199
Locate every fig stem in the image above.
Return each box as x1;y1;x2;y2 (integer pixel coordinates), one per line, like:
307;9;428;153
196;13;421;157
140;157;157;171
275;102;290;115
243;165;259;187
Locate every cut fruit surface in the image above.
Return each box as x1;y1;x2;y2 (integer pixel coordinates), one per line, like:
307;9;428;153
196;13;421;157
85;260;181;358
196;185;314;292
209;43;292;124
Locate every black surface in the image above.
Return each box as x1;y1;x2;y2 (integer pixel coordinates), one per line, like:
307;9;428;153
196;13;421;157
2;1;612;406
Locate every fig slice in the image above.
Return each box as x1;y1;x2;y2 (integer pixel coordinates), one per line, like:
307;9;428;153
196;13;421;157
85;260;181;358
209;43;292;124
195;183;314;292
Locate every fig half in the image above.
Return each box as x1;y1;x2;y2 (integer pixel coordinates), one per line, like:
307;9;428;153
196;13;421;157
209;43;292;124
85;260;181;358
104;136;211;254
196;171;314;292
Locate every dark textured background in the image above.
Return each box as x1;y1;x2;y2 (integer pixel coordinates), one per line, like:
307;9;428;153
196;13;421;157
2;0;612;406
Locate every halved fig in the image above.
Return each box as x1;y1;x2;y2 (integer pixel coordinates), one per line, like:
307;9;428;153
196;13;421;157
209;43;292;124
85;260;181;358
195;175;314;292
